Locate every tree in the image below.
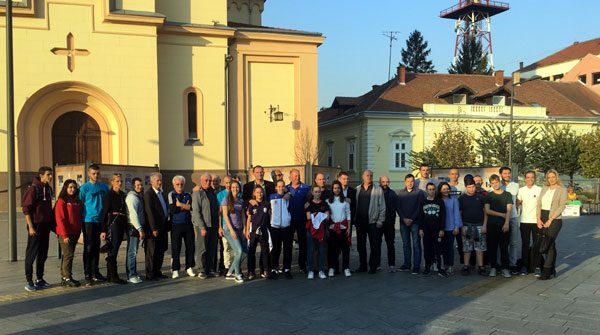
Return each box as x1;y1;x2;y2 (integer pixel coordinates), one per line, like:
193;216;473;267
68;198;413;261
535;124;581;183
431;123;477;168
409;147;439;171
295;127;318;165
401;30;436;73
476;123;542;174
447;37;492;75
579;127;600;203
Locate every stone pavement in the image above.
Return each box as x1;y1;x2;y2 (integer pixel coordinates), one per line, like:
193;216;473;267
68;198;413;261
0;213;600;334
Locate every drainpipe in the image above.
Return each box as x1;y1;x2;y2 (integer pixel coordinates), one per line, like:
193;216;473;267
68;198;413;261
224;49;234;175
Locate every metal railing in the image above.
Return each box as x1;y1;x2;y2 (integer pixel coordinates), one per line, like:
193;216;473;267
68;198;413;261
440;0;510;17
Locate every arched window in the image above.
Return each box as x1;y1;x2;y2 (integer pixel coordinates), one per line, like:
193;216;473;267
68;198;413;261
187;92;198;139
183;87;203;144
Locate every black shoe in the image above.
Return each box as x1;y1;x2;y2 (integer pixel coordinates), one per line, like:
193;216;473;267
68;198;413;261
207;271;217;278
299;266;308;274
478;267;487;276
422;268;431;276
62;277;81;287
399;265;411;272
35;279;51;289
247;272;255;280
270;270;278;280
354;267;368;273
438;269;449;278
284;271;293;280
368;269;377;274
461;266;470;276
538;268;554;280
411;268;420;275
85;277;94;286
93;273;107;282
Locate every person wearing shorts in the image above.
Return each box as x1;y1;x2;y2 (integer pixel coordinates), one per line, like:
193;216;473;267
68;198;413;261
459;178;488;276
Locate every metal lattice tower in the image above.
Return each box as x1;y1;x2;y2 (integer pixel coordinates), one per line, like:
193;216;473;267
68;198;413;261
440;0;509;70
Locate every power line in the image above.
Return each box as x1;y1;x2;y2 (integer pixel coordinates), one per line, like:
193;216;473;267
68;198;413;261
383;31;400;80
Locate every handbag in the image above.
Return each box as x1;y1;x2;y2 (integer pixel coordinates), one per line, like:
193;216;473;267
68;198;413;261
538;228;551;254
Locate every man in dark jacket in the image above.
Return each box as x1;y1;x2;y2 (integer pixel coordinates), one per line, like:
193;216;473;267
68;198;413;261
144;172;169;280
378;176;398;272
22;166;54;291
243;166;275;205
396;174;425;274
192;173;220;278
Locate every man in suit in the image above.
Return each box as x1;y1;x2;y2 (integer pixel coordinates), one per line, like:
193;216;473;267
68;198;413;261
338;171;356;218
144;172;169;280
192;173;220;278
243;165;275;205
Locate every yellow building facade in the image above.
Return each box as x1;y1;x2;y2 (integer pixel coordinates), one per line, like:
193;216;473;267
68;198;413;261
0;0;323;207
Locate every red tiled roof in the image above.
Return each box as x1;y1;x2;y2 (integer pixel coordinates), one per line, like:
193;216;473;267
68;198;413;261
521;37;600;72
319;72;600;123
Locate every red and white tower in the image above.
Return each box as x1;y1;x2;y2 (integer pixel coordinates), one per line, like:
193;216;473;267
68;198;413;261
440;0;509;70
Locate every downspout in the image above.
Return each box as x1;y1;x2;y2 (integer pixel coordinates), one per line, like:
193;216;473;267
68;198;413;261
225;48;234;175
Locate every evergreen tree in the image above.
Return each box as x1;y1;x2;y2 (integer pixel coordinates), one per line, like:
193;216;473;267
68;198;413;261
448;36;492;75
401;30;436;73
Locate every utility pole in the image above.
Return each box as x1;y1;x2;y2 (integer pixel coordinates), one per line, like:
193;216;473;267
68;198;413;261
6;0;17;261
383;31;399;81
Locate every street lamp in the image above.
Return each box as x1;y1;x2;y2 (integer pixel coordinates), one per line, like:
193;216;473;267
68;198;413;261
508;74;542;169
265;104;284;123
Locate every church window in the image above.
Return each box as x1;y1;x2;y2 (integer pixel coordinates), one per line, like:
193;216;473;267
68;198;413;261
187;92;198;139
183;87;203;144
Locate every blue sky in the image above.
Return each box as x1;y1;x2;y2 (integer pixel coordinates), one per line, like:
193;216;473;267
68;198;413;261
263;1;600;108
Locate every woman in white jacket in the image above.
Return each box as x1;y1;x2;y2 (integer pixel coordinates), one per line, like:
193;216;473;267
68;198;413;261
327;180;352;277
269;180;293;279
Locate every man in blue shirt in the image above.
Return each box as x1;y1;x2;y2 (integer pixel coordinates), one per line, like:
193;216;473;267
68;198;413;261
286;169;310;273
79;164;109;286
168;175;194;279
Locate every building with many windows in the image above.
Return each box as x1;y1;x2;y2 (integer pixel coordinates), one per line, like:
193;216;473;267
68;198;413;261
319;66;600;182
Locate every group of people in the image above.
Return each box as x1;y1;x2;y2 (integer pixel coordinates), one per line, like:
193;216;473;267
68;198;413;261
21;162;567;291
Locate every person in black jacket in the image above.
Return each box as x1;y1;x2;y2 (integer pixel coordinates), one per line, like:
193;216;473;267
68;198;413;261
101;173;128;284
419;182;446;277
243;166;275;205
338;171;356;217
144;172;169;280
377;176;398;272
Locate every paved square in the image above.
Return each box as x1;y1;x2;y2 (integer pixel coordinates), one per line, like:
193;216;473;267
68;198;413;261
1;214;599;334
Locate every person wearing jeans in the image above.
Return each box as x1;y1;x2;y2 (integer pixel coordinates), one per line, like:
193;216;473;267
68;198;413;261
125;178;146;283
221;180;246;283
396;174;424;274
500;166;520;273
439;182;462;274
168;175;195;279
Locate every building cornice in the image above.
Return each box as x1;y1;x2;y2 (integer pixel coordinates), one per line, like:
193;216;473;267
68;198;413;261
159;22;236;38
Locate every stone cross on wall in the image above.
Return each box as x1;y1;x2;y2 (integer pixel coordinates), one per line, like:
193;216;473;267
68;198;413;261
51;33;90;72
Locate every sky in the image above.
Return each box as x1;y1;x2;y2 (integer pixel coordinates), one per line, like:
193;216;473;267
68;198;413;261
263;0;600;108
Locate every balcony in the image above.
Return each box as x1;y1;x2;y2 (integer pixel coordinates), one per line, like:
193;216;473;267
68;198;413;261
423;103;547;118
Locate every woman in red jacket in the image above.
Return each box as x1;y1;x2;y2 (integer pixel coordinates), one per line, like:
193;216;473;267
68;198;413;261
55;179;83;287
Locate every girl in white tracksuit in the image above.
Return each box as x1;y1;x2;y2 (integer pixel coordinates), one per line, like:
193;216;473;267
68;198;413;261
326;181;352;277
269;180;293;279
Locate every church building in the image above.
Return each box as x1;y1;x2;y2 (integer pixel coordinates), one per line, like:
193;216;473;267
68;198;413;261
0;0;323;207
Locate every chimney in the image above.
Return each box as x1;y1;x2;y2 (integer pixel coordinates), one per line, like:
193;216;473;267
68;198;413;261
494;70;504;86
519;62;524;71
397;65;406;85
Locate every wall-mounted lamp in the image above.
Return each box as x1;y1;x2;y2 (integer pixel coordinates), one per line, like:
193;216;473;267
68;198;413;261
265;104;284;122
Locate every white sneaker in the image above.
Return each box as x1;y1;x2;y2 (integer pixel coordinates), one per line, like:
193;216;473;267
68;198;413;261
389;266;397;273
172;270;179;279
186;268;196;277
344;269;352;277
432;264;438;272
328;268;335;277
307;271;314;280
489;268;497;277
128;276;142;284
319;271;327;279
501;269;512;278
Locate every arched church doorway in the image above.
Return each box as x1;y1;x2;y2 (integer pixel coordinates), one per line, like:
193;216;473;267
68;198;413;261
52;111;101;165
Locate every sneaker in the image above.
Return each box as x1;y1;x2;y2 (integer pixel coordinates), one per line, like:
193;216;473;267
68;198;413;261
376;266;382;271
172;270;180;279
284;270;293;280
61;278;81;287
35;279;50;289
411;268;420;275
270;270;278;280
197;272;208;279
234;275;244;283
534;268;542;277
478;267;487;276
307;271;314;280
489;268;497;277
128;276;142;284
247;272;255;281
207;271;217;278
84;277;94;287
461;266;470;276
422;268;431;276
399;265;411;272
186;268;196;277
93;273;106;282
438;269;449;278
389;266;397;273
24;281;37;292
318;271;327;279
344;269;352;277
432;263;438;272
261;272;268;279
225;273;236;280
328;268;335;277
446;267;454;275
501;269;511;278
520;267;528;276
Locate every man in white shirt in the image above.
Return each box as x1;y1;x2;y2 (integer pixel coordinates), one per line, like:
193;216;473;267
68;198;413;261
500;166;520;274
516;170;542;276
